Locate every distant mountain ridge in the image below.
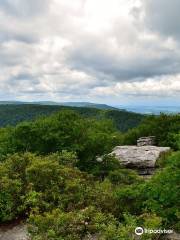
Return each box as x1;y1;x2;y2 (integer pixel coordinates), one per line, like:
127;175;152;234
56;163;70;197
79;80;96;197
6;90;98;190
1;101;179;114
117;105;180;114
0;104;143;132
0;101;117;110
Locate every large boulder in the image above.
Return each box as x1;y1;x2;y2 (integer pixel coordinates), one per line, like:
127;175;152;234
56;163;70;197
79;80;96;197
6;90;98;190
110;145;170;169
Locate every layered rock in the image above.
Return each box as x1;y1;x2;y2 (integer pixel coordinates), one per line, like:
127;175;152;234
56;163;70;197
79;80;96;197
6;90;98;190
137;136;155;147
110;145;170;176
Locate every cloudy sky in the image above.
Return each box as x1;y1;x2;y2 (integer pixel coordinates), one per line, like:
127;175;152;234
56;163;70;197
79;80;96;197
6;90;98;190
0;0;180;106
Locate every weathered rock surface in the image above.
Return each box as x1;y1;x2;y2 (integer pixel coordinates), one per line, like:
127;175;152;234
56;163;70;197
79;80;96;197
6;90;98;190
83;234;99;240
0;223;29;240
137;136;155;147
160;232;180;240
110;145;170;169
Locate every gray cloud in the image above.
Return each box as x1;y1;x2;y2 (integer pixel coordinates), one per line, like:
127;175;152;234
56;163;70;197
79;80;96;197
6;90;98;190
143;0;180;40
67;39;180;81
0;0;49;18
65;19;180;82
0;0;179;104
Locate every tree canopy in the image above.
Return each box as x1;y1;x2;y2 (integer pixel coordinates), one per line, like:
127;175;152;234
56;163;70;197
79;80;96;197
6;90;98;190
0;109;179;239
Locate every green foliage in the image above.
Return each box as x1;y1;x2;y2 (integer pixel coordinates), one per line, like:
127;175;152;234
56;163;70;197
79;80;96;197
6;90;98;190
49;150;78;167
172;133;180;150
142;152;180;229
0;110;122;170
28;207;118;240
104;109;143;132
124;114;180;149
89;155;122;179
114;151;180;229
0;127;15;160
0;104;63;127
115;183;144;216
0;152;92;220
0;109;179;239
0;104;144;132
0;153;36;221
0;177;22;221
28;210;162;240
108;168;142;185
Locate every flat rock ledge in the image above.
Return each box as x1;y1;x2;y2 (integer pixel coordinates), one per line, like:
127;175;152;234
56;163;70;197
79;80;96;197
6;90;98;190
0;223;29;240
160;232;180;240
110;145;170;169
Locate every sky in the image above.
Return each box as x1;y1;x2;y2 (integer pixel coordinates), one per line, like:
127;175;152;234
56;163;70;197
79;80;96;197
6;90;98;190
0;0;180;106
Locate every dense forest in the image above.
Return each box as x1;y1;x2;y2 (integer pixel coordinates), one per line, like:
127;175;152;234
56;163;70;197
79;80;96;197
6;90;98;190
0;108;180;239
0;104;143;132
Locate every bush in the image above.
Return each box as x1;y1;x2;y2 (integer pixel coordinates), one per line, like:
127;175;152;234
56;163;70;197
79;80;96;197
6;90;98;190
0;152;94;220
28;207;118;240
0;110;122;173
123;114;180;149
0;177;22;221
142;152;180;229
108;169;142;185
90;155;121;179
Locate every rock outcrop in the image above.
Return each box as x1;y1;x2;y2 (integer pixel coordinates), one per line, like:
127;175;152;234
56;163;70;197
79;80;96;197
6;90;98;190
110;145;170;176
137;136;155;147
0;223;29;240
160;232;180;240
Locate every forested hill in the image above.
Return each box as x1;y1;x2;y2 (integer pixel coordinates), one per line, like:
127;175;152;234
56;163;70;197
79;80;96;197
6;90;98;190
0;101;117;110
0;104;144;132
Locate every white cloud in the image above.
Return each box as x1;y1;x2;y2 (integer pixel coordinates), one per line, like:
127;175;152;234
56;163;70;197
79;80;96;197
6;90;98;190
91;75;180;98
0;0;179;104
